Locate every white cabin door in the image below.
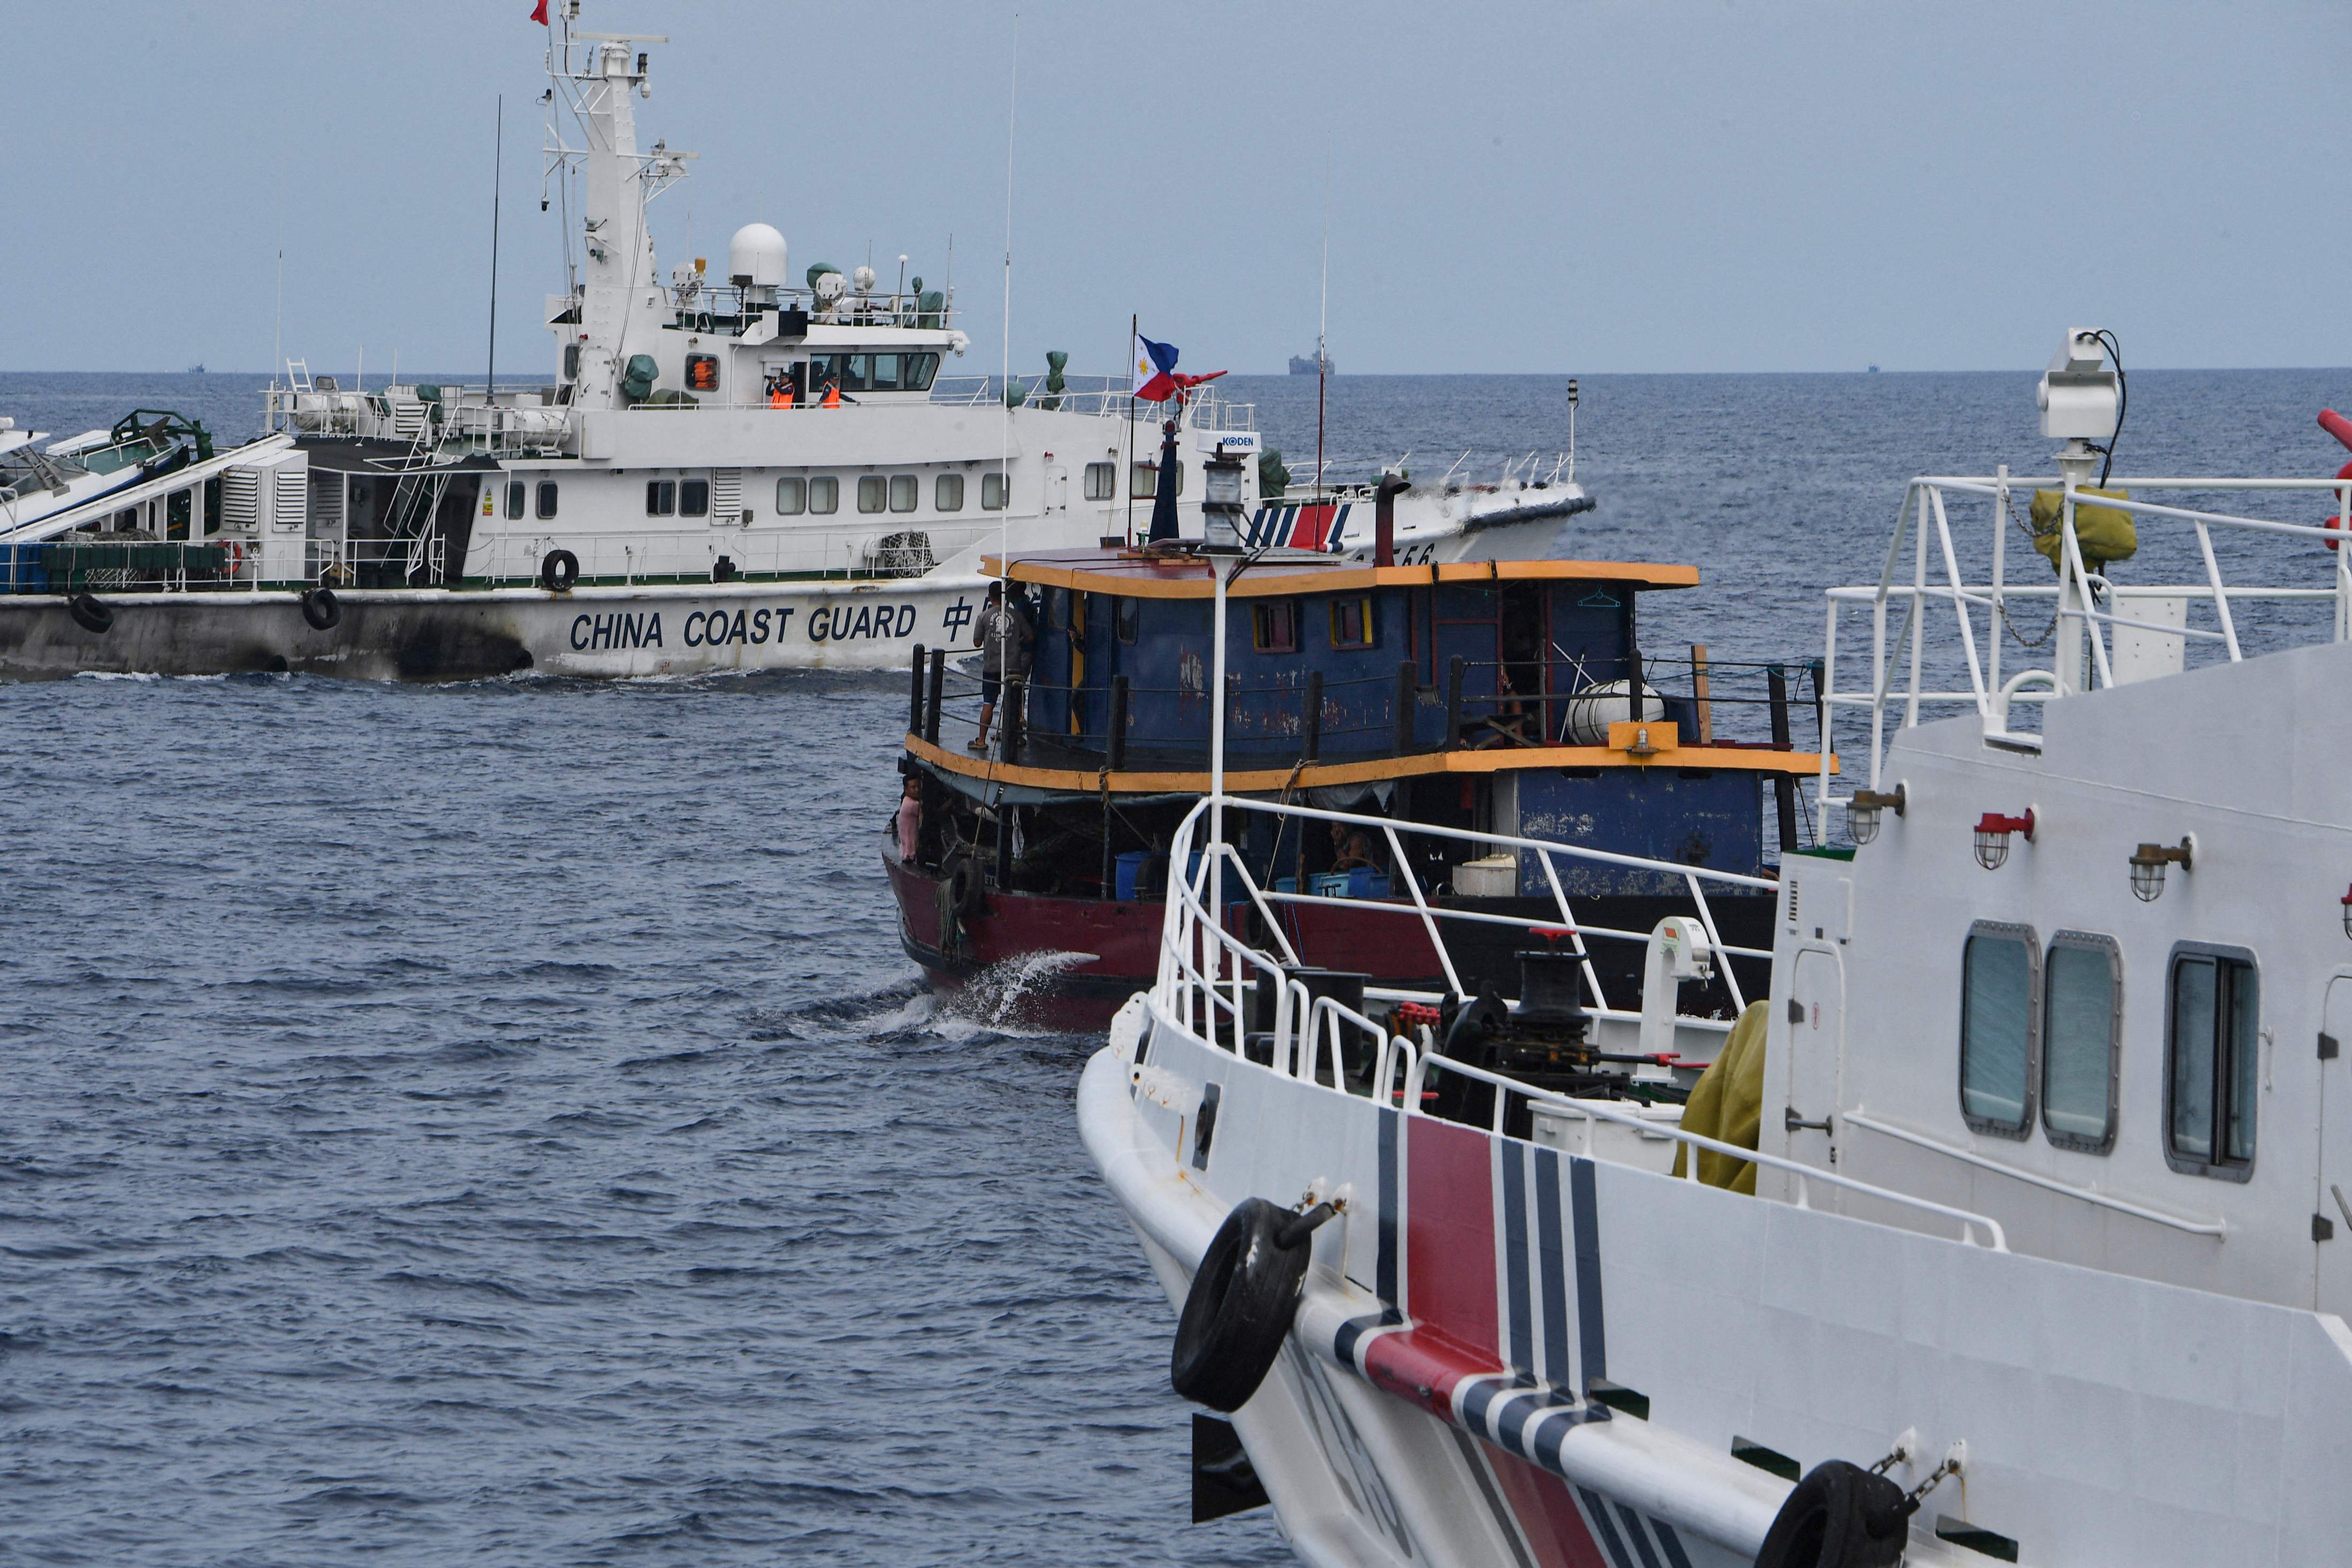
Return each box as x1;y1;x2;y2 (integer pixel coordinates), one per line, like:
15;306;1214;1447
2316;977;2352;1312
1785;947;1844;1173
1046;463;1068;515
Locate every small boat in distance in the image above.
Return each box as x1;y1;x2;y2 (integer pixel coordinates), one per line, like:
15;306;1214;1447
1288;353;1335;376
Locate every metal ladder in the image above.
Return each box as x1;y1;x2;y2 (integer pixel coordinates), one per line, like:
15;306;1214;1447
382;412;453;584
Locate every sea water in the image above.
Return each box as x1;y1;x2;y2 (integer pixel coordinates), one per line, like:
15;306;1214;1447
1;366;2345;1563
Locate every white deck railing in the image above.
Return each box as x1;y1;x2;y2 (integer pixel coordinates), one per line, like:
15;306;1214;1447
1148;793;2011;1250
1818;469;2352;810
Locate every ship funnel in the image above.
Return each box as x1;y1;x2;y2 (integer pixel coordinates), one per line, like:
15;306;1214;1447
728;223;787;305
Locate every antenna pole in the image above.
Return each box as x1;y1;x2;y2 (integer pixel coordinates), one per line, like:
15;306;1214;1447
991;14;1018;772
1128;313;1137;545
272;247;284;386
1315;131;1331;504
488;95;504;396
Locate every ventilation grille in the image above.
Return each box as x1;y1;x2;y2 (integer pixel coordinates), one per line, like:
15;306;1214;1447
711;468;743;524
220;470;261;530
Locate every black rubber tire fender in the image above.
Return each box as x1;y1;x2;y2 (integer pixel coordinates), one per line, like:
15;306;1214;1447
945;854;984;916
1754;1459;1913;1568
540;549;580;592
1170;1198;1312;1413
300;587;341;631
1443;990;1510;1062
68;592;113;635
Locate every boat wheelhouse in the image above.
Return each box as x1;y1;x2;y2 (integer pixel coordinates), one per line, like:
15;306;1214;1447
885;546;1830;1027
1076;334;2352;1568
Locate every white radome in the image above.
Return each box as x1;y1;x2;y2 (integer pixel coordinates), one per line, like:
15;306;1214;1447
726;222;787;288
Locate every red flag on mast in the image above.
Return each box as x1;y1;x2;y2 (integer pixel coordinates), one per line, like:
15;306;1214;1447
530;0;549;24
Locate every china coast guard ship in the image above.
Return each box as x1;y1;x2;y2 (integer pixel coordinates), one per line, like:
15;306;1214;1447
0;7;1588;682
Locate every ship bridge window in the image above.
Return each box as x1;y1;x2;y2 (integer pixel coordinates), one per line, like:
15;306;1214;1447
983;472;1008;511
1959;921;2038;1138
506;480;525;520
2166;945;2259;1179
536;481;559;520
889;475;918;513
2043;933;2121;1153
1085;462;1116;501
646;480;676;516
859;476;888;513
1132;461;1183;499
935;474;964;512
1252;600;1300;654
1116;595;1139;645
808;353;862;393
810;476;839;514
681;479;710;517
802;351;938;394
1330;596;1375;650
776;477;805;515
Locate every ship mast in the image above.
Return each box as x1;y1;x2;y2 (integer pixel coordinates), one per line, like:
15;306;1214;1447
1314;136;1330;506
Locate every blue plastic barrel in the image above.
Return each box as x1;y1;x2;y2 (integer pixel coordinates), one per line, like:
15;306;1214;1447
1114;850;1153;901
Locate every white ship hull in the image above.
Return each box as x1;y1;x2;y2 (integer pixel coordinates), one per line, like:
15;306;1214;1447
0;575;993;681
1076;373;2352;1567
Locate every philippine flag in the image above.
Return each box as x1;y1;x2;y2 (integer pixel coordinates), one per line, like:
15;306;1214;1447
1133;333;1180;402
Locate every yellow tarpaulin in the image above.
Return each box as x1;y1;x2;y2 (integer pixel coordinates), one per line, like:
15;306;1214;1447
1670;1000;1767;1193
2028;486;2136;574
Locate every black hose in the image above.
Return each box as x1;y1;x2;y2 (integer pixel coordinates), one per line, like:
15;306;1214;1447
2094;329;2128;486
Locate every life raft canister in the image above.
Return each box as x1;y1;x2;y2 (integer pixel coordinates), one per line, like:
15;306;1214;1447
1754;1459;1916;1568
1169;1196;1336;1413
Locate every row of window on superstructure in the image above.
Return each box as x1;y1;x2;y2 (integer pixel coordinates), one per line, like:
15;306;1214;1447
1084;461;1183;501
1958;923;2257;1181
686;351;943;398
502;473;1013;522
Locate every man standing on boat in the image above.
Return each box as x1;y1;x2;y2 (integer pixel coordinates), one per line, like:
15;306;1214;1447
970;581;1033;753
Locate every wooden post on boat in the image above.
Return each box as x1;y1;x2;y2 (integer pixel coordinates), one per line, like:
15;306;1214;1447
1107;674;1130;771
924;649;946;745
1691;643;1713;744
909;644;927;735
1626;644;1645;733
1768;665;1800;856
1394;661;1417;752
1003;678;1026;763
1445;656;1466;749
1303;671;1322;762
1374;474;1408;568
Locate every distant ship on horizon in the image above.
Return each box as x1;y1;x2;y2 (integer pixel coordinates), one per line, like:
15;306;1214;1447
1288;352;1334;376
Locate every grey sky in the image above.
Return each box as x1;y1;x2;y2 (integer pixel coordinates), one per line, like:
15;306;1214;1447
7;1;2344;378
